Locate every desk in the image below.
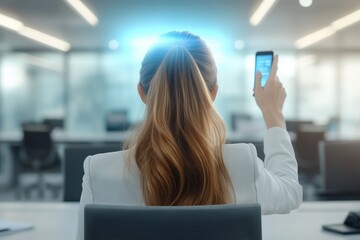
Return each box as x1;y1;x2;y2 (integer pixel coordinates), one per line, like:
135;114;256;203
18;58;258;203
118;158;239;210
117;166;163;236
263;201;360;240
0;131;131;144
0;130;276;144
0;203;78;240
0;201;359;240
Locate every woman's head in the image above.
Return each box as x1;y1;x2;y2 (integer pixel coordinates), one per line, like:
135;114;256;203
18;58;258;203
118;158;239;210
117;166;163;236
130;31;233;206
138;31;217;99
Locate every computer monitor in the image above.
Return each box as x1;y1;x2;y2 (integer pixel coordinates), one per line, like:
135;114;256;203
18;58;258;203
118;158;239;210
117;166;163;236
85;204;262;240
43;118;64;130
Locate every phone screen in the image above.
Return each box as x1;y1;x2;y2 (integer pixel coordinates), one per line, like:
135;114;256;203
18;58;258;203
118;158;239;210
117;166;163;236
255;52;273;87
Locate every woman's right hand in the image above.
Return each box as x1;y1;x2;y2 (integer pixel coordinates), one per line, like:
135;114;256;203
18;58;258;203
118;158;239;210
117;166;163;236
254;54;287;129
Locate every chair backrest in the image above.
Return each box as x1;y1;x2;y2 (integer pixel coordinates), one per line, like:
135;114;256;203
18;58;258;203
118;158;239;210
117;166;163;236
319;140;360;194
295;125;325;162
251;142;265;161
285;120;313;133
22;123;52;160
63;144;121;201
85;204;262;240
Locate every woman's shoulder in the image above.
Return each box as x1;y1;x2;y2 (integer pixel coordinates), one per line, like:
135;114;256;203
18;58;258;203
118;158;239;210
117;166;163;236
223;143;256;156
222;143;257;166
91;149;128;160
85;149;130;171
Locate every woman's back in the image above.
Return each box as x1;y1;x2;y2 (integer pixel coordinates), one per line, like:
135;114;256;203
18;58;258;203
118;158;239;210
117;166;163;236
77;31;302;240
77;127;302;239
81;144;257;206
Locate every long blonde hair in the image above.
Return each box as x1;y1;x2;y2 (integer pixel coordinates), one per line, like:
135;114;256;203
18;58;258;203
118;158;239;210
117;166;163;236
127;31;233;206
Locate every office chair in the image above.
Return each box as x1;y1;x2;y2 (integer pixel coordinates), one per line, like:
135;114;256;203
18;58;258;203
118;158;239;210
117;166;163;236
285;120;313;133
63;144;121;201
85;204;262;240
294;124;325;183
18;123;61;199
251;142;265;161
318;140;360;200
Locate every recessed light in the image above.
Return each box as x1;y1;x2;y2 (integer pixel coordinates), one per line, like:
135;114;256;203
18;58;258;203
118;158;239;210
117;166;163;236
108;40;119;50
299;0;313;8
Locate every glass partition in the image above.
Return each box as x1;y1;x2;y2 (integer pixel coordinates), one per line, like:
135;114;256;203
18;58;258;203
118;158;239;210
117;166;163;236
0;53;64;132
0;50;358;138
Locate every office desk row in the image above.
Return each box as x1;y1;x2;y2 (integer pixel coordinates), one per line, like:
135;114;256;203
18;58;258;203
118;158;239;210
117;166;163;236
0;131;131;144
0;130;268;144
0;201;359;240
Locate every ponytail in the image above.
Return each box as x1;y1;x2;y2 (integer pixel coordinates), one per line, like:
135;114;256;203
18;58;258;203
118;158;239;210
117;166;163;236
128;31;233;206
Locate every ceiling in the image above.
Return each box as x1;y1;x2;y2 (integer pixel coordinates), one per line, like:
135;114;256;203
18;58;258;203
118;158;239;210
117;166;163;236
0;0;360;51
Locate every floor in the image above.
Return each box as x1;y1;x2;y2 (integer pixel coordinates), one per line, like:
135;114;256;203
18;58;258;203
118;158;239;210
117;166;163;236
0;173;63;202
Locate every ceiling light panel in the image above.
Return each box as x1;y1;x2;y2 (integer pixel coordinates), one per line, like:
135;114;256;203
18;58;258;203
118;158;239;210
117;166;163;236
250;0;277;26
65;0;98;26
295;26;336;49
332;9;360;31
19;27;71;52
0;13;24;31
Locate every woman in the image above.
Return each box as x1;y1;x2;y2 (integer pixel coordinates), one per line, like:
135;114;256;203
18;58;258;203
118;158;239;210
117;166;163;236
77;31;302;239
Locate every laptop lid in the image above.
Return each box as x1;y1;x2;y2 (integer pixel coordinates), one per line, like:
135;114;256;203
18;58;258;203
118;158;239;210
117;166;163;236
85;203;262;240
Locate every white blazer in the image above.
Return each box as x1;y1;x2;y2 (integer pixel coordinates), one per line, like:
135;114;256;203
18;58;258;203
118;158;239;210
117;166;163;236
77;127;302;240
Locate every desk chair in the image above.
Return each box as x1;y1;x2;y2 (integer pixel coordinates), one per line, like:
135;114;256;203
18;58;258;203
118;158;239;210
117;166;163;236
294;124;325;183
85;204;262;240
63;144;121;201
251;142;265;161
285;120;313;132
19;123;61;199
318;140;360;200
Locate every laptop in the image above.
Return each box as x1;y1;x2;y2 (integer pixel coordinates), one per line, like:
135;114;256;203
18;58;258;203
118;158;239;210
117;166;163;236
85;203;262;240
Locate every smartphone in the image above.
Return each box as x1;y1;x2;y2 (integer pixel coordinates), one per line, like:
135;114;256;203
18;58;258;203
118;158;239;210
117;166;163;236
254;51;274;87
322;224;360;235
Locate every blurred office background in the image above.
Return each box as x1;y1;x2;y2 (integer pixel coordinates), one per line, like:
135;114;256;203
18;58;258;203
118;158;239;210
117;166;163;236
0;0;360;202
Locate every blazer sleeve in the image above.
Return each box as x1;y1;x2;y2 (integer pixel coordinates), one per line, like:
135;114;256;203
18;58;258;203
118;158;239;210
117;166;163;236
251;127;303;214
76;156;94;240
